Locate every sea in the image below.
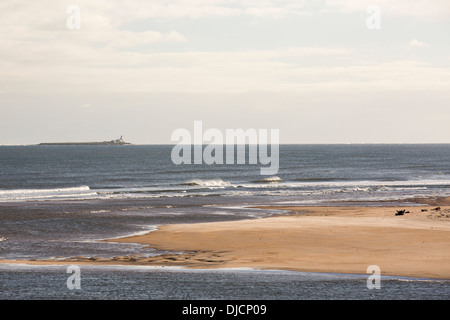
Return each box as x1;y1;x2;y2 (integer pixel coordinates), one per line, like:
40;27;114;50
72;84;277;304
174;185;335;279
0;144;449;301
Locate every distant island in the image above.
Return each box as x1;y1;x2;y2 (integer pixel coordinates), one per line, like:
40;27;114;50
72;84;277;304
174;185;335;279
39;136;131;146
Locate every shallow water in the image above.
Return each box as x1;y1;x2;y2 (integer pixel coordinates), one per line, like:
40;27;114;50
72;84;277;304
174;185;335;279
0;265;448;300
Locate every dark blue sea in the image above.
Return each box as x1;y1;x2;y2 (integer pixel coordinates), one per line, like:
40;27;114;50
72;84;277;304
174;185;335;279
0;144;449;300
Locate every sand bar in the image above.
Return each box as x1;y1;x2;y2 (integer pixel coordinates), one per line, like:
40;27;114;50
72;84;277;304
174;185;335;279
2;200;449;279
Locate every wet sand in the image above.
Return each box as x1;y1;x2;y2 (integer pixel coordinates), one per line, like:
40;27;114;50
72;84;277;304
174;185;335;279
2;199;449;279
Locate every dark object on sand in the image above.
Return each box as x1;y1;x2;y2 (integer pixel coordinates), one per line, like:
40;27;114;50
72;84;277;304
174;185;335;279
395;210;405;216
421;209;428;212
432;207;441;211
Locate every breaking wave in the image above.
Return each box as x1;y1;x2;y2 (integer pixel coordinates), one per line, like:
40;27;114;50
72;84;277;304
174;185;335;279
180;178;232;188
0;178;449;203
252;176;283;183
0;186;97;202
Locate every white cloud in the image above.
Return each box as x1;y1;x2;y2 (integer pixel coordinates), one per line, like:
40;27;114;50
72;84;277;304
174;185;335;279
0;1;188;50
120;0;309;19
2;41;448;96
0;1;448;96
114;0;450;20
326;0;450;20
409;39;429;48
107;30;187;48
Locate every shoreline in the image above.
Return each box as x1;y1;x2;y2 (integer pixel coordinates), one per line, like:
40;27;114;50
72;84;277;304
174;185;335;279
1;262;448;283
1;197;449;279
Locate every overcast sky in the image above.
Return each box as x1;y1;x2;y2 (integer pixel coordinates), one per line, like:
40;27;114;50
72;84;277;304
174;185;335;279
1;0;449;145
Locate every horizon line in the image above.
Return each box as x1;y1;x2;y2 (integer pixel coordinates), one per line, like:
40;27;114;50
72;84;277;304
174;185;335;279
1;142;449;147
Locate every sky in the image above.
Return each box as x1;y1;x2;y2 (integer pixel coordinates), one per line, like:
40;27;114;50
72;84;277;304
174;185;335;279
0;0;449;145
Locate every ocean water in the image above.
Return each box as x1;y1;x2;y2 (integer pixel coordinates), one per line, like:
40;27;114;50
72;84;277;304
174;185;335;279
0;264;448;300
0;144;449;300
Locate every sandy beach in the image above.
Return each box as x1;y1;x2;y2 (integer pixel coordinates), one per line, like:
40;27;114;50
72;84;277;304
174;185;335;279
2;198;449;280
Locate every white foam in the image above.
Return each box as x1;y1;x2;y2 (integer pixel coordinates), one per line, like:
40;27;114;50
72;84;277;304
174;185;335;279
90;210;110;214
0;185;91;195
181;178;232;188
0;185;97;202
1;178;448;202
103;225;159;241
253;176;283;183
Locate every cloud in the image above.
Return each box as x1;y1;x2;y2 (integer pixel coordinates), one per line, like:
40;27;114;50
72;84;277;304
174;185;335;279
95;0;450;21
2;41;448;96
119;0;308;19
107;30;187;48
325;0;450;20
409;39;429;48
0;0;448;97
0;1;188;50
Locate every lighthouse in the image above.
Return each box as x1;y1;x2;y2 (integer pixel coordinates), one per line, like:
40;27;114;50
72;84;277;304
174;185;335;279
111;135;124;144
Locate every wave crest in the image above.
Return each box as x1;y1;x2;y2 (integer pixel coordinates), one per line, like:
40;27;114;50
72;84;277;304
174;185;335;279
181;178;232;187
0;185;90;195
253;176;283;183
0;186;95;201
